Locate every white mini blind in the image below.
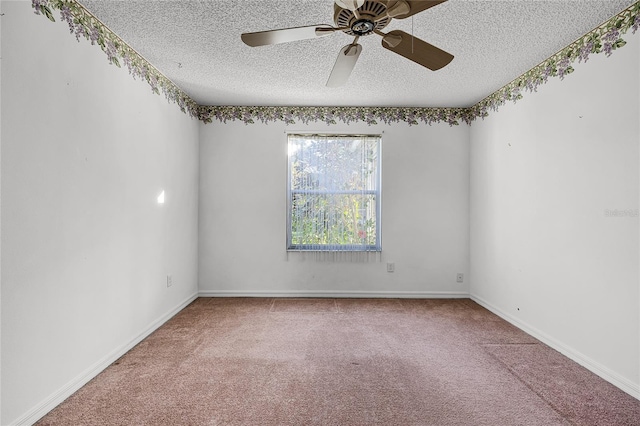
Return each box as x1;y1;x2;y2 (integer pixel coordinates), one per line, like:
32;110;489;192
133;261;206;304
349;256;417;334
287;134;381;253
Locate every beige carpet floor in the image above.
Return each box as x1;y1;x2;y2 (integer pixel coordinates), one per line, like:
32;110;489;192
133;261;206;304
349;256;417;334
36;298;640;425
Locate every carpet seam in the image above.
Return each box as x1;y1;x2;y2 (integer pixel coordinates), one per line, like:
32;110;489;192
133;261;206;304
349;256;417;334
482;344;576;426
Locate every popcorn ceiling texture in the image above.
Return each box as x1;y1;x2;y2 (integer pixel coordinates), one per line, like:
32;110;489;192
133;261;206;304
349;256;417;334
79;0;636;108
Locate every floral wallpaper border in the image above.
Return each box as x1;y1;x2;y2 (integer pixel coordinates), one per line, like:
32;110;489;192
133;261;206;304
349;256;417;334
32;0;200;118
467;0;640;120
32;0;639;126
196;106;472;126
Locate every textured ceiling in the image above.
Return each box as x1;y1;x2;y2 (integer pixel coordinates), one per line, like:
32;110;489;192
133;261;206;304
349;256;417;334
79;0;635;107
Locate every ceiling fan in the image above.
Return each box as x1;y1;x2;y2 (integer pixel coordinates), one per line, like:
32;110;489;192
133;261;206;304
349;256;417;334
241;0;454;87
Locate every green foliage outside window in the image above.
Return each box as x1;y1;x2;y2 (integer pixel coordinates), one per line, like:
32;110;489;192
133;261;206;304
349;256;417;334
288;135;380;251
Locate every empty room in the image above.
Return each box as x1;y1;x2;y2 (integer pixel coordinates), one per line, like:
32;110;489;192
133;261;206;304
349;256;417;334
1;0;639;424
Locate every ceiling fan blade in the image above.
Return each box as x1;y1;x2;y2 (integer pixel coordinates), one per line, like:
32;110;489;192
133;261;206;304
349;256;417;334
391;0;448;19
326;44;362;87
241;25;336;47
382;30;453;71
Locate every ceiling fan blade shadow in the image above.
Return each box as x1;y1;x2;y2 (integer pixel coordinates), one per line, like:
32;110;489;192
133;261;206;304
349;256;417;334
382;30;453;71
241;25;336;47
391;0;448;19
326;44;362;87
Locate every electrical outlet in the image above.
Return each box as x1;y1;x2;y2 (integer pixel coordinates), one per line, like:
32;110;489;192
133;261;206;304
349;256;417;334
456;273;464;283
387;262;395;273
167;275;173;287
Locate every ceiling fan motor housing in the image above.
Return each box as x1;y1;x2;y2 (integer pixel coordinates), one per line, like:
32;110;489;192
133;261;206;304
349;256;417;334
334;0;392;36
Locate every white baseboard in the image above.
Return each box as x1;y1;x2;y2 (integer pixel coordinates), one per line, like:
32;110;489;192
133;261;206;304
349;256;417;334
470;294;640;400
199;290;470;299
14;292;199;426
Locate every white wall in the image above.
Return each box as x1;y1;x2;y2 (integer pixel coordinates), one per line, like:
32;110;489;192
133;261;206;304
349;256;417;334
1;2;200;424
469;33;639;396
199;120;469;297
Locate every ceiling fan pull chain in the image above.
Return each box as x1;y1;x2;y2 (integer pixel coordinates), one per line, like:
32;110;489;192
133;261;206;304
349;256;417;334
412;15;414;53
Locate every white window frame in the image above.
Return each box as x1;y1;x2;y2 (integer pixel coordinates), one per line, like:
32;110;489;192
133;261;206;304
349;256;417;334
286;133;382;252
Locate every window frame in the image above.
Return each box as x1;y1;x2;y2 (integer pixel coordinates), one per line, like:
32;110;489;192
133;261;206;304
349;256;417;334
286;133;382;252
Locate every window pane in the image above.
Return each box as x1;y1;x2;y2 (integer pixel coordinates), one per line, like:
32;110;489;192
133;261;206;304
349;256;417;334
290;137;378;193
291;193;378;248
287;134;381;252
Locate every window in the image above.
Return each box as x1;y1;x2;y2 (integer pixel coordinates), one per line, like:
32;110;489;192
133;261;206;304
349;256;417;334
287;134;381;251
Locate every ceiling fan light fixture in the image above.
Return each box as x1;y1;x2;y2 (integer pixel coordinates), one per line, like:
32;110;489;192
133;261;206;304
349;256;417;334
335;0;365;12
351;19;375;36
